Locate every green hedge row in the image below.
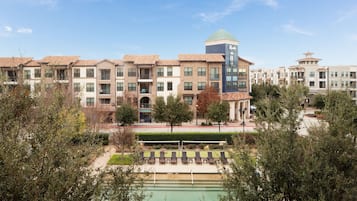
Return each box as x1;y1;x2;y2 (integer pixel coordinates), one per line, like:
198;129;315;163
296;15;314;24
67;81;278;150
136;132;257;145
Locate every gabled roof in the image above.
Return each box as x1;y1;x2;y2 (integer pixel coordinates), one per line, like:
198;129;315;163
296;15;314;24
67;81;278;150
157;60;180;66
39;56;80;65
238;57;254;65
0;57;32;67
178;54;224;62
74;60;99;66
111;59;124;66
25;60;40;67
123;55;160;65
222;92;252;101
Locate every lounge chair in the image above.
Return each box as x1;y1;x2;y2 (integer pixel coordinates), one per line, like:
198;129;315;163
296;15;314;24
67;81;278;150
182;151;188;164
171;151;177;164
159;151;165;164
220;151;228;165
195;151;202;165
148;151;155;165
207;151;215;165
138;151;144;164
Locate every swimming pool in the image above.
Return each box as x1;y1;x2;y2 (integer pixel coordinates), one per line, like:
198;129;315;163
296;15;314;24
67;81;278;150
144;184;224;201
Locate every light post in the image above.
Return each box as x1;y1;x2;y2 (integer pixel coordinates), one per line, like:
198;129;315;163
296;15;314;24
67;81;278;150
240;107;247;145
195;104;198;125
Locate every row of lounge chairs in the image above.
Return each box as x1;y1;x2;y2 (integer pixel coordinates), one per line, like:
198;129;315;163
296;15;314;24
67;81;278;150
139;151;228;165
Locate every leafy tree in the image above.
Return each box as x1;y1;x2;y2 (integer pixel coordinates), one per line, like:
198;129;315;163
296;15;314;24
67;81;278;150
152;95;193;133
115;103;138;126
207;101;229;132
196;86;220;118
250;83;280;105
0;86;146;201
312;94;326;109
221;85;356;201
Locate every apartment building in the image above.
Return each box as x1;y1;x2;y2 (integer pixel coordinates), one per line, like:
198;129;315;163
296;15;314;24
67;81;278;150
250;52;357;104
0;30;253;123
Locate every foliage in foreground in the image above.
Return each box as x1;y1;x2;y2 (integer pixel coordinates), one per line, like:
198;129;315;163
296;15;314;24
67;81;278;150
222;86;357;201
0;86;146;201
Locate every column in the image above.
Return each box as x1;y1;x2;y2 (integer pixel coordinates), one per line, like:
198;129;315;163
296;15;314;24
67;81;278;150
229;101;235;121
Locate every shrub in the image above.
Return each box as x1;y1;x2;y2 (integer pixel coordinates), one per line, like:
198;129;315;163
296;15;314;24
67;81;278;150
96;133;109;145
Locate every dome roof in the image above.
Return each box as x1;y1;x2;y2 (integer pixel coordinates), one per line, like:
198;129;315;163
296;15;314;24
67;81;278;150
206;29;238;43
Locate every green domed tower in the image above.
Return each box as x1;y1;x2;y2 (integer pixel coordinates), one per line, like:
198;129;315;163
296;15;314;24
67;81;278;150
205;29;239;92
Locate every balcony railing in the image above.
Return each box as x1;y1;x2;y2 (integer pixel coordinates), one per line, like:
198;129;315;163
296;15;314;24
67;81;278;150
140;103;151;108
140;88;151;94
140;74;152;79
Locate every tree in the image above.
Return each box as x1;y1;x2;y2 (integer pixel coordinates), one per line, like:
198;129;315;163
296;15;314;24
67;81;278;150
115;103;138;126
0;86;146;201
196;86;220;118
312;94;326;109
114;104;137;155
152;95;193;133
250;83;280;105
221;85;356;201
207;101;229;132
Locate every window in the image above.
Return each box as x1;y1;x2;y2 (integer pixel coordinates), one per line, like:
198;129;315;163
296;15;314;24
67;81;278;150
309;72;315;77
100;84;110;94
184;82;192;90
238;68;246;76
100;98;111;104
319;72;326;79
167;67;173;76
157;68;164;77
184;67;193;76
86;97;95;106
167;82;172;91
117;97;124;106
24;70;31;79
198;82;206;90
128;83;136;91
238;81;246;88
319;81;326;88
100;69;110;80
210;67;219;80
128;68;136;77
198;67;206;76
45;69;53;78
86;69;94;78
34;83;41;93
117;82;123;91
309;81;315;87
211;82;219;92
116;68;123;77
183;96;193;105
157;82;164;91
34;69;41;78
74;69;80;78
86;83;94;92
74;83;81;92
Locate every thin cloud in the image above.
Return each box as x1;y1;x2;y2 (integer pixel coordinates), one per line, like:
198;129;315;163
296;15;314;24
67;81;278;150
282;22;313;36
350;34;357;41
335;6;357;23
261;0;278;8
17;28;33;34
4;26;13;32
197;0;278;23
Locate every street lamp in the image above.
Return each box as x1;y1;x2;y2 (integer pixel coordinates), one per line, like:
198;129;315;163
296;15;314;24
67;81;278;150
240;107;247;145
195;104;198;125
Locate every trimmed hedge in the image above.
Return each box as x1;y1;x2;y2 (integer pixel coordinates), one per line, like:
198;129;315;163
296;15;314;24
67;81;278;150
136;132;257;145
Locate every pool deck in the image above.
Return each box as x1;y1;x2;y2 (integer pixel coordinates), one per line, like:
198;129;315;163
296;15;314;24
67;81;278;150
137;158;231;174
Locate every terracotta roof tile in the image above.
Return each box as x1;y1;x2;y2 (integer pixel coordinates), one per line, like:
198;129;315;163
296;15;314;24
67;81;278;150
74;60;99;66
0;57;32;67
25;60;40;67
178;54;224;62
222;92;252;101
111;59;124;65
238;57;254;65
40;56;80;65
157;60;180;66
123;55;160;65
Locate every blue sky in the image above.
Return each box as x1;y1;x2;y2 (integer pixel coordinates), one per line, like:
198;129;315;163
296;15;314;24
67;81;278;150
1;0;357;68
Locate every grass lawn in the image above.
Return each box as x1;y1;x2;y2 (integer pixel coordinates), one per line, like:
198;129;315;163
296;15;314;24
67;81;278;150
143;150;230;158
107;154;134;165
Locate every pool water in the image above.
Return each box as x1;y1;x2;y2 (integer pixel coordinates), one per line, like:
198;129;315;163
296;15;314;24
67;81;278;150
144;184;224;201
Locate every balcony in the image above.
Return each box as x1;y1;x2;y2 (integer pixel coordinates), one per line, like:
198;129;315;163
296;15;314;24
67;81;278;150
139;83;152;94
